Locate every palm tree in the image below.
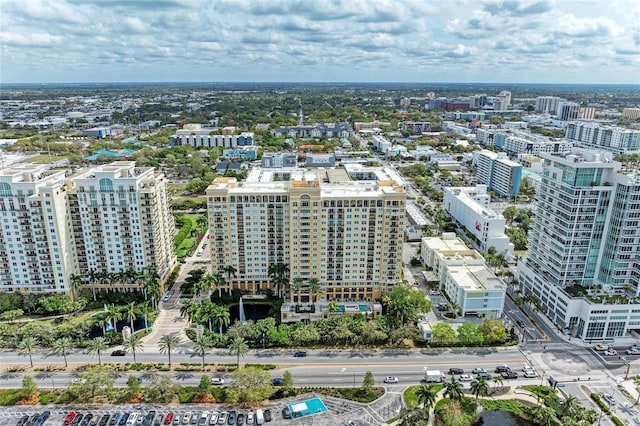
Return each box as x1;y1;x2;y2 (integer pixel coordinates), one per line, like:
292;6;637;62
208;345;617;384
228;336;249;367
51;337;74;368
199;302;218;331
212;305;230;337
470;376;489;402
18;336;38;368
123;302;139;332
122;334;144;363
191;334;212;369
88;269;101;300
105;304;122;332
223;265;237;295
139;301;152;330
86;337;108;366
158;334;181;367
328;300;339;315
94;314;108;336
192;279;208;299
492;375;504;393
308;278;321;304
415;385;437;410
201;273;219;300
291;277;304;304
180;300;200;324
196;214;208;233
69;273;83;300
443;376;464;402
268;262;289;298
559;394;578;417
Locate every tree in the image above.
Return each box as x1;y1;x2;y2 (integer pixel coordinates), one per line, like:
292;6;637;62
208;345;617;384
142;375;178;403
20;376;38;399
86;337;108;366
191;334;212;369
68;365;114;400
362;371;375;394
383;284;432;327
328;299;339;314
201;273;219;300
268;262;289;298
431;323;456;344
478;319;508;344
105;304;122;332
559;394;578;418
415;385;437;409
456;323;484;346
308;278;321;304
398;407;430;426
492;375;504;393
123;302;139;332
18;336;38;368
122;334;144;363
443;376;464;402
139;301;153;330
470;376;489;402
281;370;294;393
69;273;83;300
158;334;181;367
229;336;249;367
225;367;275;404
223;265;237;295
212;304;230;337
290;277;304;304
126;375;142;401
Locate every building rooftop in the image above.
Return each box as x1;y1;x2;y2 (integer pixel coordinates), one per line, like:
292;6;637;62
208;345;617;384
446;262;505;292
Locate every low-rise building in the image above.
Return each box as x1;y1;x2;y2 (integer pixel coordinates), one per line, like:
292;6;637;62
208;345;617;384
261;152;298;168
223;146;259;160
421;233;506;318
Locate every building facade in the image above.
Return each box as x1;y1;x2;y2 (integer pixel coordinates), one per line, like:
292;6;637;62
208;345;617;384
565;122;640;154
535;96;563;114
421;233;505;318
0;164;74;293
67;161;176;292
474;150;522;197
556;101;580;121
442;185;513;254
518;148;640;341
206;167;406;301
170;129;255;148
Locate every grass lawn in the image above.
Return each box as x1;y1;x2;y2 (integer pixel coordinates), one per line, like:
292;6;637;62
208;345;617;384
168;182;187;195
176;237;196;258
404;384;443;409
25;154;69;164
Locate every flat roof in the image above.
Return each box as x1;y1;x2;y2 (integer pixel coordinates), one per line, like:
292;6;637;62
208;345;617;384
446;263;505;291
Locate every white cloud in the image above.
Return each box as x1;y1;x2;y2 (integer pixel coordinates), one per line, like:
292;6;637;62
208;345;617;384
0;0;637;83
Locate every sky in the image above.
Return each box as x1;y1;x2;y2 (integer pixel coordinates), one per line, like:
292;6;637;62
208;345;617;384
1;0;639;85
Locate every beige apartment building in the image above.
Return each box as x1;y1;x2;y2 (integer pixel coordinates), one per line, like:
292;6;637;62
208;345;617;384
206;167;407;301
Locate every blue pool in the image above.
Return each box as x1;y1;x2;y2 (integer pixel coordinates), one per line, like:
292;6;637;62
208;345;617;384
335;304;372;313
288;397;328;418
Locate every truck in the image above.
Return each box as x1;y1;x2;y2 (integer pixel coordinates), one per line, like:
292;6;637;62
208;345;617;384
424;370;446;383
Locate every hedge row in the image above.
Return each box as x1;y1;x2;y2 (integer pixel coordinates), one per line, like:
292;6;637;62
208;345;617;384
590;393;610;414
174;215;193;248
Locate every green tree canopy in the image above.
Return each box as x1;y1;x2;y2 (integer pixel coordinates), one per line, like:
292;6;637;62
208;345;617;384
431;323;456;344
478;319;508;344
225;367;275;404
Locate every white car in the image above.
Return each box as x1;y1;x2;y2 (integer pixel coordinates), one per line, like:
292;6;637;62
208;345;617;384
524;370;539;378
245;412;254;425
627;348;640;355
211;376;225;385
383;376;399;384
604;349;617;356
208;412;219;426
472;368;487;374
602;394;617;406
522;364;535;372
429;290;439;296
181;413;191;425
458;374;472;381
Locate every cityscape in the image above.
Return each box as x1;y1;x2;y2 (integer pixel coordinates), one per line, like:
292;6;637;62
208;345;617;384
2;1;640;426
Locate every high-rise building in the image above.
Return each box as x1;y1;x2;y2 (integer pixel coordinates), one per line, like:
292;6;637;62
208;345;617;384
622;108;640;120
534;96;563;114
518;148;640;341
566;122;640;154
556;101;580;121
206;167;406;301
67;161;176;293
474;150;522;197
0;164;75;293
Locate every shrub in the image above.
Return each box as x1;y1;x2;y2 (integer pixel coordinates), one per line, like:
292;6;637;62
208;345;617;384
590;393;610;414
612;416;625;426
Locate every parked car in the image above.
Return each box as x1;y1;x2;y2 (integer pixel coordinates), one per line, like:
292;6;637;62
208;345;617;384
626;348;640;355
458;374;473;381
17;416;30;426
602;394;617;406
118;414;129;426
136;414;145;425
172;414;181;426
164;414;173;425
198;413;209;426
227;411;236;425
99;415;111;426
448;368;464;375
190;413;198;425
216;412;227;425
383;376;399;384
501;371;518;379
109;414;121;426
245;412;254;425
208;413;219;426
281;407;292;420
293;351;307;357
72;414;84;426
111;350;126;356
263;410;271;423
236;414;244;426
181;413;191;425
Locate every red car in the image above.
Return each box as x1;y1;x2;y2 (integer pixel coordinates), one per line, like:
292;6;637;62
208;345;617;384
164;413;174;425
64;413;77;426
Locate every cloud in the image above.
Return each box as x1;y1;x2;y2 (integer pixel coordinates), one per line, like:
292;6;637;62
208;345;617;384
0;31;63;47
557;13;624;37
483;0;554;16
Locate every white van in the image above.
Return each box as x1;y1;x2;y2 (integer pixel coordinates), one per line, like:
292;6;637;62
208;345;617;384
126;414;138;426
254;410;264;425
